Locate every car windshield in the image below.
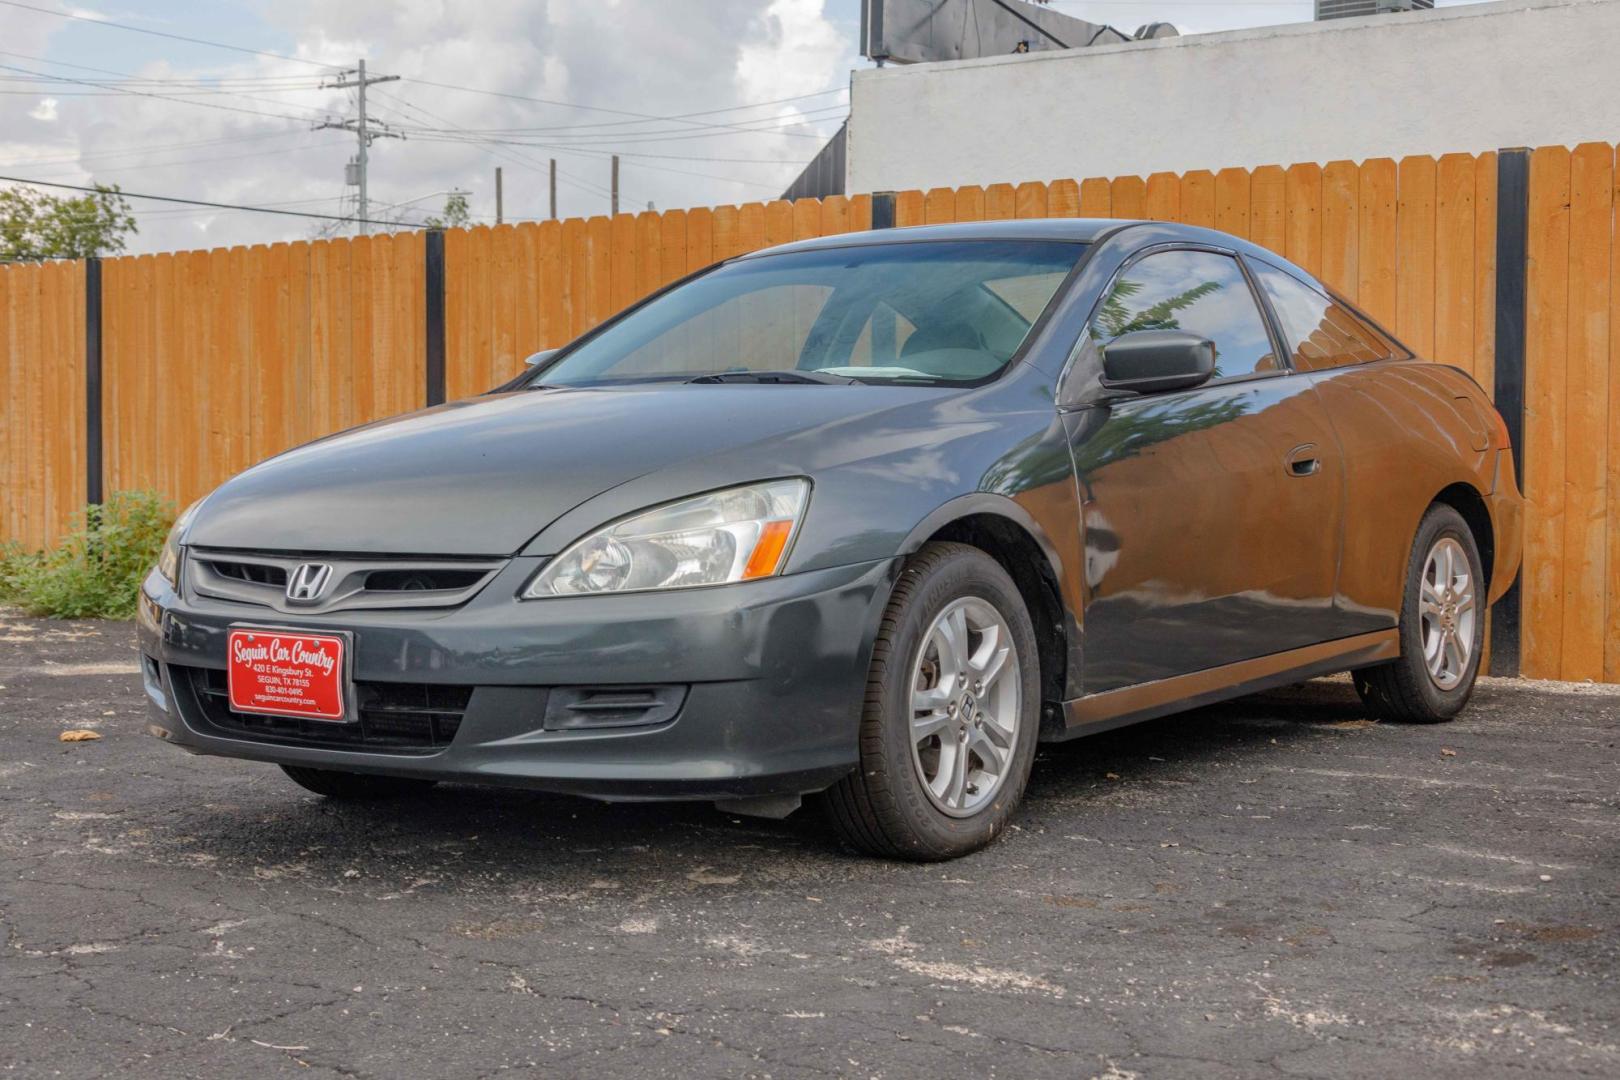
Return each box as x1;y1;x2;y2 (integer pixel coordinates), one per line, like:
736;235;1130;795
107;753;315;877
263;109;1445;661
529;239;1087;387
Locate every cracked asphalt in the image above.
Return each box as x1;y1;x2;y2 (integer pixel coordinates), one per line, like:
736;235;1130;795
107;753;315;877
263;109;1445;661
2;609;1617;1079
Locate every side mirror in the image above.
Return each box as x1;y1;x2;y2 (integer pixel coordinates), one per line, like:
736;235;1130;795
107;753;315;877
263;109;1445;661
524;348;558;369
1098;330;1216;395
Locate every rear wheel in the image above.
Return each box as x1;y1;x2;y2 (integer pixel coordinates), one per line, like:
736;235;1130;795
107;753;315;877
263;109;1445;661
1353;504;1484;723
281;765;437;800
822;542;1040;860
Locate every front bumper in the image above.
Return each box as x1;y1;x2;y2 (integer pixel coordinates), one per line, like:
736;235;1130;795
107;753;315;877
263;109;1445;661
138;555;899;801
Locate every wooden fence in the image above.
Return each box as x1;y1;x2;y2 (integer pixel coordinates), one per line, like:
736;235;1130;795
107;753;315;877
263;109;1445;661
1;144;1617;682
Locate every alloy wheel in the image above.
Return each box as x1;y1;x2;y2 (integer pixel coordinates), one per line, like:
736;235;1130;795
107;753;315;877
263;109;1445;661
908;597;1022;817
1419;536;1476;691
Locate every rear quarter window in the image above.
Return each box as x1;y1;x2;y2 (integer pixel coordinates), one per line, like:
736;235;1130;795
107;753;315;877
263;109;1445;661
1251;261;1398;371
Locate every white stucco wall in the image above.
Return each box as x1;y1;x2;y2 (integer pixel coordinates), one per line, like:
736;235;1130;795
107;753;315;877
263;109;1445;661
847;0;1620;193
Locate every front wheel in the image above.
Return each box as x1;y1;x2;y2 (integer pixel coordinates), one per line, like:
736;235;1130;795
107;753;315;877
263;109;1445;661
1353;504;1485;723
822;542;1040;860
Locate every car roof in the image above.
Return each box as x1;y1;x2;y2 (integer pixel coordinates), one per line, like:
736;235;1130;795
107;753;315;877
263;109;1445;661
743;218;1137;257
741;217;1288;263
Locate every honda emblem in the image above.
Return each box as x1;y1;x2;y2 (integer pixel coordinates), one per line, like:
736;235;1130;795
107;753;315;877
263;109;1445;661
286;563;334;604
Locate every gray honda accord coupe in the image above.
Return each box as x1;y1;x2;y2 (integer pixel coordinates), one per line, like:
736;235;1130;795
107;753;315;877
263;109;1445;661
138;218;1522;859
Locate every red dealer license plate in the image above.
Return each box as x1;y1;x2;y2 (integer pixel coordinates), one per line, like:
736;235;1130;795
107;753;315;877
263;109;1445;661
227;628;348;722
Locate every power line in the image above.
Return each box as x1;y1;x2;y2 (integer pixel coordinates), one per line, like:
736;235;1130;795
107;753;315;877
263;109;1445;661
402;86;850;138
0;61;328;124
0;175;405;226
369;86;640;208
399;77;834;140
0;0;341;69
20;138;343;181
395;104;851;144
3;129;303;169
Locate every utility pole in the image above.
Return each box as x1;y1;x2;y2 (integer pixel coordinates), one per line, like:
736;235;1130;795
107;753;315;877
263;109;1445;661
549;159;557;221
610;155;619;216
315;59;402;235
495;167;504;225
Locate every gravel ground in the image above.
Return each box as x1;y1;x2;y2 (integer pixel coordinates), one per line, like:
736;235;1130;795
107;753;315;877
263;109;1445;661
2;609;1617;1079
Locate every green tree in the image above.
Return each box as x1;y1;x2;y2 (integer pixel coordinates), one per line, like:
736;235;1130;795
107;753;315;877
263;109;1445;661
0;183;137;260
424;190;471;229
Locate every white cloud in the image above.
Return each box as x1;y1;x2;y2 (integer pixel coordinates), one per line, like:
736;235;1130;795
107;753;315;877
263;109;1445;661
2;0;856;254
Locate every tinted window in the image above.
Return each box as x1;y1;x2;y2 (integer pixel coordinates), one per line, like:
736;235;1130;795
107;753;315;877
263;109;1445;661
536;240;1086;386
1092;251;1278;380
1252;261;1392;371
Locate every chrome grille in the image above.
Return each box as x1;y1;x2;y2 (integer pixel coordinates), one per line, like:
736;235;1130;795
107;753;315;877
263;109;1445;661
186;549;505;614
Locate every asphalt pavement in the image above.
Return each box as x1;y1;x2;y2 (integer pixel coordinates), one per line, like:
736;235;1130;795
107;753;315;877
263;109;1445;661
2;609;1616;1079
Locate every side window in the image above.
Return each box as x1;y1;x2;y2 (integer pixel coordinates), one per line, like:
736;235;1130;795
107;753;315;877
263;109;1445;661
1092;251;1278;380
1251;261;1392;371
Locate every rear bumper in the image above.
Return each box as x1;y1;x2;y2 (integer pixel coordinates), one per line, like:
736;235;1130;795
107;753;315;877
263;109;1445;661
138;556;899;801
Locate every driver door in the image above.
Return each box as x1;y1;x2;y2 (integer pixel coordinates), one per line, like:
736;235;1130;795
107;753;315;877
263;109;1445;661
1063;248;1348;694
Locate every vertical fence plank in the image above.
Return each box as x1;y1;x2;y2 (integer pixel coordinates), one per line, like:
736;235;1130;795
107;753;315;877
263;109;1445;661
1522;144;1572;679
688;205;716;274
585;215;614;331
924;187;956;224
1284;163;1322;276
820;195;850;236
1214;168;1249;238
954;186;985;222
738;200;767;255
610;214;639;316
1181;171;1215;229
1144;172;1180;222
1358;158;1399;327
1434;153;1477;373
1079;177;1111;217
712;205;743;262
491;226;520;385
1320;160;1359;298
789;200;819;243
1474;152;1498;396
1048;179;1080;217
1249;165;1285;252
1396;155;1438;358
536;219;566;350
1559;143;1612;681
1015;181;1048;218
1111;175;1145;220
1609;149;1620;683
660;209;689;287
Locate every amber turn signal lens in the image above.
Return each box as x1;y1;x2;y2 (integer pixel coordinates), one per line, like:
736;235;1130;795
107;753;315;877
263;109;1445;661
742;519;795;579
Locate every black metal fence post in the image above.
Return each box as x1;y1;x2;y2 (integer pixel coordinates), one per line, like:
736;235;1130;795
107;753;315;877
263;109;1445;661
871;191;897;230
1489;147;1530;677
84;256;103;507
425;230;446;407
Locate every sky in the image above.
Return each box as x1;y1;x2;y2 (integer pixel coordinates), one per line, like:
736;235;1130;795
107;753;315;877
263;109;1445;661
0;0;1487;255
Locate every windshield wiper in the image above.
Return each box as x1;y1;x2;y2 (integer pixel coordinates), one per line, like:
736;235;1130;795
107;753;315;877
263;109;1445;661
685;370;859;386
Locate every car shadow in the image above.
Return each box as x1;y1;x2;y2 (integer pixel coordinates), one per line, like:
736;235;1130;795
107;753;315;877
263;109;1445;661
151;678;1379;885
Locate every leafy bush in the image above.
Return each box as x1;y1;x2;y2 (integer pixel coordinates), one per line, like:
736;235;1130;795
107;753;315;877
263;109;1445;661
0;491;174;619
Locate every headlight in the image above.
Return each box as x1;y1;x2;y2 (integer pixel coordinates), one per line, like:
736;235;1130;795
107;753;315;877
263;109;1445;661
156;498;204;589
523;479;809;598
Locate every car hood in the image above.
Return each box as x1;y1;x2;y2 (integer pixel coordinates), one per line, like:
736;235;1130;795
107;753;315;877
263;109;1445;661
186;384;940;556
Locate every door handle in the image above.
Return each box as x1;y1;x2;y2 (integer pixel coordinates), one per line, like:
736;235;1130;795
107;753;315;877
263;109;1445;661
1285;444;1322;478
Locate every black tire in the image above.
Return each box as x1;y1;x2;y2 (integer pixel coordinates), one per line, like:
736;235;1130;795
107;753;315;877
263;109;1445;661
1353;504;1485;723
821;542;1041;860
281;764;437;800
